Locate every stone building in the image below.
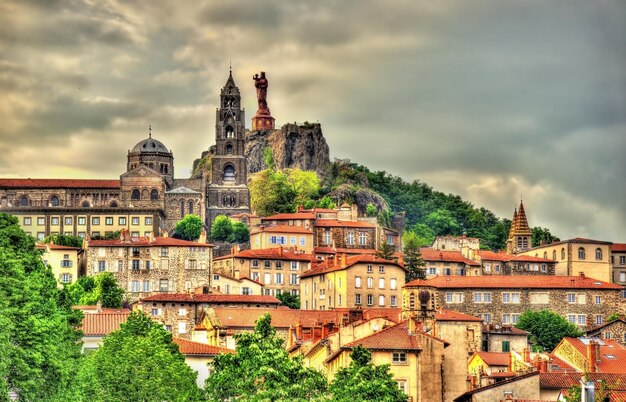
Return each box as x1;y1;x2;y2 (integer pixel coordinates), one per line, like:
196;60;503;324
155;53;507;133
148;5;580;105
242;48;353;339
482;324;530;353
585;316;626;345
517;237;614;282
249;224;314;253
476;250;556;276
403;275;625;329
300;254;406;310
136;293;281;340
612;243;626;286
212;247;315;297
552;337;626;373
420;248;481;277
86;231;213;301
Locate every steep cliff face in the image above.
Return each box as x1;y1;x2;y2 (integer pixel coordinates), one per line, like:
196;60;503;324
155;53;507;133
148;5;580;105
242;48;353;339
245;123;330;177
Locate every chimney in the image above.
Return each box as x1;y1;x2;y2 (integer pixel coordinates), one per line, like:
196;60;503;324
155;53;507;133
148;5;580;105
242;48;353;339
278;246;283;256
586;341;598;373
162;231;168;238
351;204;358;220
341;253;347;268
333;253;338;267
198;229;207;244
149;231;155;243
524;348;531;363
579;272;585;277
296;322;303;340
508;351;513;372
96;299;102;313
321;322;329;339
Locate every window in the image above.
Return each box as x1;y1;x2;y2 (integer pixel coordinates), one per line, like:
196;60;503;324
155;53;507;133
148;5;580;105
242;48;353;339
78;217;86;225
151;308;162;316
132;247;140;257
473;292;492;303
142;280;150;292
264;260;271;269
567;293;576;303
223;165;235;181
105;217;113;225
502;292;520;303
150;189;158;200
131;217;139;225
359;232;366;245
188;260;197;270
60;259;72;267
577;315;586;325
242;287;251;295
596;316;603;325
595;248;603;260
355;276;362;288
130;260;139;270
347;231;354;245
264;273;271;285
145;217;152;225
92;217;100;225
275;261;282;269
60;273;72;283
378;265;385;273
78;232;85;238
392;352;407;364
178;322;187;334
251;272;260;281
445;292;463;303
19;195;30;206
367;277;373;289
378;295;385;306
131;189;140;200
178;308;187;316
97;261;106;272
290;274;298;285
503;314;520;325
367;265;373;273
299;237;306;246
366;294;373;306
428;267;438;275
275;273;284;284
529;292;549;304
355;294;362;305
620;256;626;265
390;295;397;307
553;250;557;260
480;313;492;324
502;341;510;352
23;217;32;225
290;261;298;271
37;232;45;240
595;296;602;305
323;229;331;245
290;236;296;245
390;278;397;290
62;217;72;226
37;217;45;225
379;278;385;289
131;281;140;292
578;247;586;259
145;260;151;270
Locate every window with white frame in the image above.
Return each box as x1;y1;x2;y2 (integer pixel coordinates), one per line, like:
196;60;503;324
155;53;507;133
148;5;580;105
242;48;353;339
347;231;354;245
378;278;385;289
291;261;299;270
596;316;603;325
264;273;271;285
142;280;150;292
502;313;520;325
355;276;362;288
178;308;187;316
502;292;520;303
275;273;284;285
367;265;373;273
378;265;385;273
97;261;106;272
392;352;407;364
445;292;464;303
390;278;397;290
355;294;362;305
359;232;366;245
473;292;492;303
428;267;438;275
178;322;187;334
299;237;306;246
595;295;601;304
131;281;140;292
367;294;373;306
367;277;373;288
390;295;397;307
290;274;298;285
275;261;282;269
60;273;72;283
251;259;259;268
529;292;549;304
323;229;331;245
480;313;492;323
378;295;385;306
264;261;271;269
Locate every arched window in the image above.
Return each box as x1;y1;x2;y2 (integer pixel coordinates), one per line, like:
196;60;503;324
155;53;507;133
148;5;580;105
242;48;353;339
150;189;159;200
110;201;118;208
131;189;140;200
50;195;60;206
543;252;548;259
578;247;586;260
226;143;233;154
595;248;602;260
19;195;30;207
561;248;565;259
188;200;194;215
230;195;236;207
81;201;90;208
223;165;235;181
225;126;234;138
553;250;557;260
180;200;185;218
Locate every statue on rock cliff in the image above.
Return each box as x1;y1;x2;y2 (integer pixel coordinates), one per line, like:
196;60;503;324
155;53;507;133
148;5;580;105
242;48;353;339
252;71;275;130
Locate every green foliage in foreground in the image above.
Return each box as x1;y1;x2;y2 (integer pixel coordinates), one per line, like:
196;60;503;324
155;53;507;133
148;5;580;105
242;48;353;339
0;213;83;401
516;309;582;352
77;311;202;402
403;231;426;281
42;234;84;248
276;292;301;309
176;214;204;241
210;215;250;243
65;273;125;308
331;346;408;402
205;313;328;401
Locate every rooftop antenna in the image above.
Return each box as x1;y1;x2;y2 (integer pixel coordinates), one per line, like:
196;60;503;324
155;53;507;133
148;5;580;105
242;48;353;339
148;124;152;138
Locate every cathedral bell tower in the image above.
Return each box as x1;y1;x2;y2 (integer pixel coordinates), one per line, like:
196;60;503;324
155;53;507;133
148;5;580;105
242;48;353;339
205;70;251;227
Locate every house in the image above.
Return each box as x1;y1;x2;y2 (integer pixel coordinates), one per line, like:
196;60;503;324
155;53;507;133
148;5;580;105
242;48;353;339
299;254;406;310
171;338;233;387
468;352;515;386
135;293;281;340
249;224;314;253
453;371;541;402
420;248;481;277
37;242;82;286
612;243;626;286
212;247;314;297
403;275;625;328
585;316;626;345
209;272;264;295
482;324;530;353
86;231;213;301
78;306;132;352
477;250;556;276
552;337;626;373
540;372;626;401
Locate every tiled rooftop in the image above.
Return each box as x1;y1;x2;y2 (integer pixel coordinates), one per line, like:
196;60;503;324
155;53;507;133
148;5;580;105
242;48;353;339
89;237;213;248
0;178;120;189
172;338;234;356
141;293;281;304
420;248;481;266
81;310;131;336
405;275;623;289
300;254;405;278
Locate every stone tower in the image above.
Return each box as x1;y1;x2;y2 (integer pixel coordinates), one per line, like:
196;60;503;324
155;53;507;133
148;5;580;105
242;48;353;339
506;200;532;254
205;70;251;227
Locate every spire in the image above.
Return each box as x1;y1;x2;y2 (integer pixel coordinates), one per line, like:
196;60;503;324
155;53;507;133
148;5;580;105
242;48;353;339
148;124;152;139
516;200;531;234
508;207;518;238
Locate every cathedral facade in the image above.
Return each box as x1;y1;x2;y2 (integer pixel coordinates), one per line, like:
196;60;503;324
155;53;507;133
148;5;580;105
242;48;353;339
0;71;251;240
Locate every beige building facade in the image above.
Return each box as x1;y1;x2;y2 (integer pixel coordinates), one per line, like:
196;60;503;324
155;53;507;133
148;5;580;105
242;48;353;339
38;243;82;286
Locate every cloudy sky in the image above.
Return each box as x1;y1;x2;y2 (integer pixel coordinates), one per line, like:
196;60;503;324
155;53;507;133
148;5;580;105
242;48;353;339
1;0;624;241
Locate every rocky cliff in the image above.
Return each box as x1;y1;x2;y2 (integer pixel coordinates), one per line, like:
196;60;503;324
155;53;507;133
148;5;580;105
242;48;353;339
245;123;330;177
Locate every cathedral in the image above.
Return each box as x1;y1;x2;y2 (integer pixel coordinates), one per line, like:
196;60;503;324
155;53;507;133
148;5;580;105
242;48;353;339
0;71;252;239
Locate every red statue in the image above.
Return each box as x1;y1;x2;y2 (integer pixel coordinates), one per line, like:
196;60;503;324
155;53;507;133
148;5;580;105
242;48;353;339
253;71;269;112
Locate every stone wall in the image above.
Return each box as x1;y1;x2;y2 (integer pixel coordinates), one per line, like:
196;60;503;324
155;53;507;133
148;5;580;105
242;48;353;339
313;226;376;249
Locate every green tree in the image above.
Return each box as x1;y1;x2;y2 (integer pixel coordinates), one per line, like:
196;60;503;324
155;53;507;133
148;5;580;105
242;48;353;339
330;345;407;402
516;310;582;352
249;168;320;216
205;313;328;401
229;222;250;244
410;223;435;246
211;215;233;242
0;213;83;401
606;313;622;322
264;146;276;171
403;231;425;281
317;196;336;209
42;234;83;248
531;226;560;247
175;214;203;241
276;292;300;309
366;203;378;217
66;272;125;308
78;311;202;402
376;241;397;261
377;208;394;228
424;209;460;236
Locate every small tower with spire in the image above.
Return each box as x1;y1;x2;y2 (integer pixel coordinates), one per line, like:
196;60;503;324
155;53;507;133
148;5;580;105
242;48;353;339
506;200;532;254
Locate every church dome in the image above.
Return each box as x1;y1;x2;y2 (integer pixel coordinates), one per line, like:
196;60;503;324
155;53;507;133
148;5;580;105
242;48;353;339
131;137;170;154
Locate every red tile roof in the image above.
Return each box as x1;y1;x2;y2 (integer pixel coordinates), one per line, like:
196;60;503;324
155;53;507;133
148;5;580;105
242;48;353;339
540;372;626;390
0;178;121;189
342;320;446;351
36;243;81;250
405;275;623;289
250;225;313;235
81;310;131;336
478;250;555;263
314;247;378;255
558;338;626;373
474;351;510;366
211;308;352;328
435;309;483;322
261;213;316;220
89;237;213;248
612;243;626;253
214;248;315;262
300;254;405;278
508;255;556;263
172;338;234;356
140;293;281;304
420;248;481;266
314;219;375;228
